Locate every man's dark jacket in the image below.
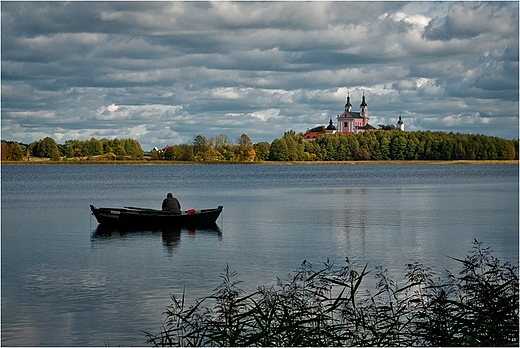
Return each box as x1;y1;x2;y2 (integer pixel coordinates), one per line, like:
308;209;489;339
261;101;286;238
162;196;181;214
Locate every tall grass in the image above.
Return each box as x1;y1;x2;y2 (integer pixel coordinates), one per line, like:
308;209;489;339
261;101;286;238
146;240;518;346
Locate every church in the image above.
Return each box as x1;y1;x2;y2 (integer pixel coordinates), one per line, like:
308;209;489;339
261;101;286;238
335;92;376;133
303;93;378;140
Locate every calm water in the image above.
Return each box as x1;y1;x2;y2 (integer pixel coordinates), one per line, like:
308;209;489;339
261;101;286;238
2;163;518;346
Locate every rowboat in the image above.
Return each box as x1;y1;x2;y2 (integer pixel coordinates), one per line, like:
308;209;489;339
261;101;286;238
90;205;223;228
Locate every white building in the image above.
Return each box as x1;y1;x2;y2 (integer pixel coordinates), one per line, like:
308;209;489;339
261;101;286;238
396;115;405;131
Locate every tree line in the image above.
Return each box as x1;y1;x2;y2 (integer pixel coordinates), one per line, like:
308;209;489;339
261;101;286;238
1;130;518;162
1;137;144;161
152;134;271;162
277;129;519;161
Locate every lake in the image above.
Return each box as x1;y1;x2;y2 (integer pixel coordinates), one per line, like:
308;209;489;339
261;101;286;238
1;163;518;346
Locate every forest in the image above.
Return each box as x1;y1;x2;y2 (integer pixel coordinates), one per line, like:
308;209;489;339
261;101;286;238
1;129;518;162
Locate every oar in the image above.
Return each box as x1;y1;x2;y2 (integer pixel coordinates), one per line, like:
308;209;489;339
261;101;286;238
124;206;178;214
124;206;160;212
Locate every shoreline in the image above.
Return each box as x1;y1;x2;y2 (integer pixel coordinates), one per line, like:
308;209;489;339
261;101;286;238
2;159;518;165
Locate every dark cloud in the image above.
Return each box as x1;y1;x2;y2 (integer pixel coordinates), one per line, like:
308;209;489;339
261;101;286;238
424;2;518;40
1;1;518;150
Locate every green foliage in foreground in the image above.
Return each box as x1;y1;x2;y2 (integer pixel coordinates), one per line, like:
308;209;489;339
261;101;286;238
146;240;518;346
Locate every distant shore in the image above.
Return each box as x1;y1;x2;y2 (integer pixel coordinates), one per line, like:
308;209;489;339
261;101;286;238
2;159;518;165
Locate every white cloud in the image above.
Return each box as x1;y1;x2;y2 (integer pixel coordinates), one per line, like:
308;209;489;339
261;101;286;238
107;104;119;112
211;87;250;100
250;108;280;122
128;124;148;137
390;11;431;29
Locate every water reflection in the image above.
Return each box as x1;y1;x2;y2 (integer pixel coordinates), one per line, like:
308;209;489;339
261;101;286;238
338;188;369;256
91;224;223;255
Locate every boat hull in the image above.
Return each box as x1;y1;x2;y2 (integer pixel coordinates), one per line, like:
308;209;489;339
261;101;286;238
90;205;223;228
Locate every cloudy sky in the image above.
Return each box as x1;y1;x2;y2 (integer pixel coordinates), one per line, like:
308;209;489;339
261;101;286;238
1;1;518;150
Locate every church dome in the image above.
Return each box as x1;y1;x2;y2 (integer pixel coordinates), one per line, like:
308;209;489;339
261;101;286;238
326;119;336;130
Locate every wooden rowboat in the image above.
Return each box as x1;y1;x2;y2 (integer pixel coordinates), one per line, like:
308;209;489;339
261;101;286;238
90;205;223;228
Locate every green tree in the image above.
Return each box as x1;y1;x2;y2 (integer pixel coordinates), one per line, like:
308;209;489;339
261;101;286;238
500;140;517;160
376;131;392;160
32;137;60;159
307;125;326;133
236;134;256;161
254;142;271;161
193;135;210;161
122;138;144;159
219;144;237;161
65;140;85;157
210;135;235;161
101;138;113;154
282;131;305;161
163;144;195;161
8;143;25;161
390;134;407;160
149;148;161;160
404;133;419;160
315;134;338;161
113;144;127;159
178;144;195;161
417;131;433;160
360;131;380;160
269;138;289;161
1;142;25;161
86;138;103;156
453;136;467;160
439;133;455;160
303;140;322;161
163;146;176;160
336;134;358;161
1;142;8;161
354;145;370;160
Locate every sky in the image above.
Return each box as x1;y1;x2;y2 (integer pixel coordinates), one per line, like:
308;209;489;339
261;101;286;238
1;1;518;151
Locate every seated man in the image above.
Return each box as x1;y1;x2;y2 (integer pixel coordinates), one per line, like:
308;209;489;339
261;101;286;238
162;192;181;214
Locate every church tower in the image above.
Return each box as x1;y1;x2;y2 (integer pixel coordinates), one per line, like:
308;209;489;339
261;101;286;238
345;92;352;112
396;115;404;131
360;92;368;120
325;118;337;134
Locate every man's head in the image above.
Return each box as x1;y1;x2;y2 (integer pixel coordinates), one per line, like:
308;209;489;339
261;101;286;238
167;193;173;197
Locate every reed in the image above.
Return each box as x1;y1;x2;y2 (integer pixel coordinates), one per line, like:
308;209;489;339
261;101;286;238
145;239;518;346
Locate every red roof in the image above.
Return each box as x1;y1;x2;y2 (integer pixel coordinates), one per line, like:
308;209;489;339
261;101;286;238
303;131;324;140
